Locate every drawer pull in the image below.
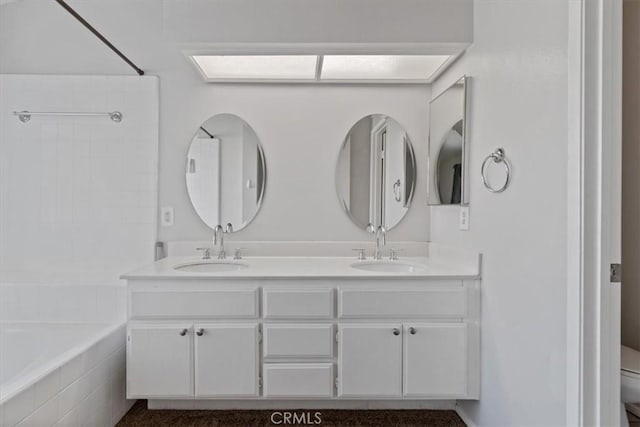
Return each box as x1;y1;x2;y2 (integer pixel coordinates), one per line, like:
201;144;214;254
196;328;205;336
393;328;400;336
179;328;188;336
409;327;417;335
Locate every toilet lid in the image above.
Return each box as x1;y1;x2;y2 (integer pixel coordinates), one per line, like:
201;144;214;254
622;345;640;375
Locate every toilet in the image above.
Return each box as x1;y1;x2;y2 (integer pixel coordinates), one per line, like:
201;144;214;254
622;345;640;417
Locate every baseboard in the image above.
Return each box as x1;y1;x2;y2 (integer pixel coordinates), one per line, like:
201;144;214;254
148;399;456;410
455;402;477;427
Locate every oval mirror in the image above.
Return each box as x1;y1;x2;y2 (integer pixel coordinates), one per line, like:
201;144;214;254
336;114;416;231
186;114;266;232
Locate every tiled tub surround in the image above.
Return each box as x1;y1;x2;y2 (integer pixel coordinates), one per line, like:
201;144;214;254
0;74;158;426
0;323;133;427
0;75;159;279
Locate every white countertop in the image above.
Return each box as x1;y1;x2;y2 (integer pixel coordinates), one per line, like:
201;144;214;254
121;255;481;280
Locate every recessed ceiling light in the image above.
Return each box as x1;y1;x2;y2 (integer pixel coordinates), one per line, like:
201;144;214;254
191;55;318;80
320;55;451;81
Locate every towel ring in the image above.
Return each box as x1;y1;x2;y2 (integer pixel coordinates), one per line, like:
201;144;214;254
481;148;511;193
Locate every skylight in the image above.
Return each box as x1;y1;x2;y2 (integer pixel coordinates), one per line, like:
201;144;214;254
191;55;318;80
320;55;451;81
189;54;454;83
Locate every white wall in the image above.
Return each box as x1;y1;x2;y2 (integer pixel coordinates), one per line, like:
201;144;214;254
0;0;431;242
162;0;472;46
430;1;569;426
622;0;640;351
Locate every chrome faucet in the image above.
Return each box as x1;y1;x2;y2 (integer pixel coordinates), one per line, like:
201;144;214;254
373;225;387;260
214;225;225;259
213;223;233;259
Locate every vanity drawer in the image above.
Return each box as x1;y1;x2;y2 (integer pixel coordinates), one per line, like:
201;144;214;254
130;289;259;319
263;289;333;319
338;287;466;319
263;324;333;359
263;363;334;398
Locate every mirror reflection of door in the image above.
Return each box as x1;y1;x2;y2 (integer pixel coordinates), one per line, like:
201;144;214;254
369;118;387;228
370;117;409;228
186;132;221;225
436;120;464;204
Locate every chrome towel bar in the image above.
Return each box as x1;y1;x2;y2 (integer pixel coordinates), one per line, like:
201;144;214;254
13;110;123;123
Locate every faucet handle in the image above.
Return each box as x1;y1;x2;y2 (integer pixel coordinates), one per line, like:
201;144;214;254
352;248;367;261
234;248;247;260
225;223;234;233
366;223;376;234
389;248;403;261
196;247;212;260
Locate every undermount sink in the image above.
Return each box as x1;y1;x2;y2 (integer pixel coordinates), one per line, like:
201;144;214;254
350;261;427;273
174;261;249;273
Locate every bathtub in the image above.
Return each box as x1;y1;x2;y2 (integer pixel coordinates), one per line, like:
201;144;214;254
0;322;133;427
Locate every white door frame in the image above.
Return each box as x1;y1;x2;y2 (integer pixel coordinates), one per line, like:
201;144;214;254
567;0;623;425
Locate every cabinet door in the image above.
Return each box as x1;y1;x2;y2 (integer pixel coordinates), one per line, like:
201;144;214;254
127;324;193;398
337;324;402;397
194;323;259;397
403;323;467;397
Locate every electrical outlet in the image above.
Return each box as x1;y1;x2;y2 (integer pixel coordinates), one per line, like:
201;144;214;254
459;206;470;230
160;206;174;227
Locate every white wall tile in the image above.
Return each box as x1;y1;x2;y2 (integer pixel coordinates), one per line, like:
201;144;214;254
7;329;129;427
18;396;59;427
1;386;34;427
57;380;83;417
59;354;87;390
0;75;158;294
54;406;78;427
34;369;60;409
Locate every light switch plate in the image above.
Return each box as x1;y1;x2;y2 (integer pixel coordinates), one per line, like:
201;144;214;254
459;206;470;230
160;207;174;227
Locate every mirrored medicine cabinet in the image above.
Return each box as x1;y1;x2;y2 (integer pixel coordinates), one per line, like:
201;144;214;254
428;76;469;206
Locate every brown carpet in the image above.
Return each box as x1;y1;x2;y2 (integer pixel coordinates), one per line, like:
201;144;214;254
117;400;466;427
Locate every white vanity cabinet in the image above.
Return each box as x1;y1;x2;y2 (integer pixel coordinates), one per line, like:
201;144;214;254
125;276;480;405
336;322;470;397
337;324;403;397
127;324;194;398
127;322;260;399
403;323;468;397
194;323;260;397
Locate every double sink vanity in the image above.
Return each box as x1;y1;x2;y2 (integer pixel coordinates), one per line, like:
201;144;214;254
122;76;479;408
122;247;480;408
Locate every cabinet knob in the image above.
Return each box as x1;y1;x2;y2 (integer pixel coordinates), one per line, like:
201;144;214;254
392;328;400;336
196;328;204;336
179;329;188;336
409;327;417;335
